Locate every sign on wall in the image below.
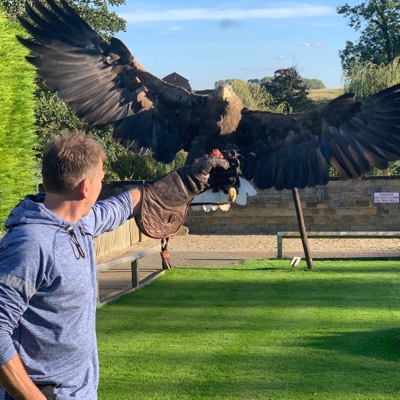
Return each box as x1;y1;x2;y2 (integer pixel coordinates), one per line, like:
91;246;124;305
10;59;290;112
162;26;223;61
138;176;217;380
374;192;400;203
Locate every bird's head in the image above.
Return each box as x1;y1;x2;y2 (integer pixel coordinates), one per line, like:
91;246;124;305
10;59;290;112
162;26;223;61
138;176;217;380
204;85;243;135
214;84;234;102
221;85;232;102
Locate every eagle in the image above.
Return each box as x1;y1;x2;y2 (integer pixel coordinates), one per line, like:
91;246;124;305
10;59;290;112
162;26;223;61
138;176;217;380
17;0;400;202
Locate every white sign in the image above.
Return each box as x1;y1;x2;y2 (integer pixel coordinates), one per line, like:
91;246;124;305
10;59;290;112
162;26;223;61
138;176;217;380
374;192;399;204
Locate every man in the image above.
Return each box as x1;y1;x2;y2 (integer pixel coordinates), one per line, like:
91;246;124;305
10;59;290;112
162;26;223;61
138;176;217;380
0;131;237;399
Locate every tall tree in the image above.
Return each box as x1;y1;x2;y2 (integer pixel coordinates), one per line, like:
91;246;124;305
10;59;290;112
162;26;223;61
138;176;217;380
262;67;313;112
337;0;400;74
0;7;37;230
1;0;126;33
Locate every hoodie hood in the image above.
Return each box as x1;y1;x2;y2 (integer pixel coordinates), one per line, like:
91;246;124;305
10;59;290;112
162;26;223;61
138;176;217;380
5;193;69;231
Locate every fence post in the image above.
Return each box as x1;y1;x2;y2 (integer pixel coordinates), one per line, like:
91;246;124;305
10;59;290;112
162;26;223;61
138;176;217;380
96;277;100;307
131;259;139;288
277;232;283;259
291;188;314;270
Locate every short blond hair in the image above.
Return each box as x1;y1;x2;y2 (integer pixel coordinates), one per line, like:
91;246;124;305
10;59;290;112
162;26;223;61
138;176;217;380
42;131;106;194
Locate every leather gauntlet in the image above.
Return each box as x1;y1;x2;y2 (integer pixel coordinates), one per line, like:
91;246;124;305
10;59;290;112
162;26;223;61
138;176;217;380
135;153;238;239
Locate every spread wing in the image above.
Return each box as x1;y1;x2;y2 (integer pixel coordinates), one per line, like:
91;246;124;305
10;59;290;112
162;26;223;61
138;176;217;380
17;0;204;163
18;0;400;192
229;85;400;190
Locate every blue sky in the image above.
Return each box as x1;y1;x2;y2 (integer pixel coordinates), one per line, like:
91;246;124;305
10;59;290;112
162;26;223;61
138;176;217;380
111;1;360;90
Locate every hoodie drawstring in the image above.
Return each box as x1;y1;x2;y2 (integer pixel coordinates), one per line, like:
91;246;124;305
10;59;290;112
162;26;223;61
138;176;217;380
66;226;86;259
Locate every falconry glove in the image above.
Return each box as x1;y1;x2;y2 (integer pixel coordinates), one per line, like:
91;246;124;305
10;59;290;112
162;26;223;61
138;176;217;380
135;152;239;269
135;153;238;241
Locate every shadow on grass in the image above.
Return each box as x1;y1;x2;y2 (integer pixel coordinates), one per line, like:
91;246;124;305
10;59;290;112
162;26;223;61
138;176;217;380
99;329;400;399
303;328;400;362
177;266;281;271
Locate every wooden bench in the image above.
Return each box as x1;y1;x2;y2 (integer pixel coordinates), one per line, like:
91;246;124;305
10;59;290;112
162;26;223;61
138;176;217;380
96;244;161;306
277;231;400;259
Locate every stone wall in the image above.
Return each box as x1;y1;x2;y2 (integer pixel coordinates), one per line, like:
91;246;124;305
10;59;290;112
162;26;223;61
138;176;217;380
184;177;400;234
3;177;396;259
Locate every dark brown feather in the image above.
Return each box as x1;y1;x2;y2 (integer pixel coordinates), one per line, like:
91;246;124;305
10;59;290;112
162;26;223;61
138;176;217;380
17;0;400;190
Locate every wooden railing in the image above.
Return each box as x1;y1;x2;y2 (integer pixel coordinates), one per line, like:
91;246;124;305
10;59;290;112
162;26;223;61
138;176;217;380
276;231;400;259
96;244;161;306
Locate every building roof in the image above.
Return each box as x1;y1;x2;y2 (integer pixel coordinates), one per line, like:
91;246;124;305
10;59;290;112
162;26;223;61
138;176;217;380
163;72;192;91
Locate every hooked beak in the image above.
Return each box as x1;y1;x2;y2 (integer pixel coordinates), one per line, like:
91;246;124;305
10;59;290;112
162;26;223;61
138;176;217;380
222;87;231;101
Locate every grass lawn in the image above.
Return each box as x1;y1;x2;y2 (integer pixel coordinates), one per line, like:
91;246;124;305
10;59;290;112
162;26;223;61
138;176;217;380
97;259;400;399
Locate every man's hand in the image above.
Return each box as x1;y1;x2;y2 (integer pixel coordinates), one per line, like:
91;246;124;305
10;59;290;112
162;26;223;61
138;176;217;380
0;354;47;399
207;150;241;190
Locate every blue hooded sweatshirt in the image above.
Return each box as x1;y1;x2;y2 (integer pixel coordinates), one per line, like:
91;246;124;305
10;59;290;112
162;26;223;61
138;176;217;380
0;192;133;399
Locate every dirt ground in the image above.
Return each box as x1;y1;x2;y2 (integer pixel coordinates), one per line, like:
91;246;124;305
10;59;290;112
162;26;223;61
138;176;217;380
97;233;400;265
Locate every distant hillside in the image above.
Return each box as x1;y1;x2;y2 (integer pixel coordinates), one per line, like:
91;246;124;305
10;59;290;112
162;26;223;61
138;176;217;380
308;88;344;105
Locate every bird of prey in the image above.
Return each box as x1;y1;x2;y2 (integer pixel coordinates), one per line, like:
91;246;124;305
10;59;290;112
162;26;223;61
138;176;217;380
17;0;400;199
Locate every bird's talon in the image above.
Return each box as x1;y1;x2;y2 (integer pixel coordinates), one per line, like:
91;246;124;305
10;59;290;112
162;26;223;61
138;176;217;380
228;187;237;203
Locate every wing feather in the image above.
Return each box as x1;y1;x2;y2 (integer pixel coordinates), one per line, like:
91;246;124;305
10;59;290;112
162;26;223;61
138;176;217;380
18;0;198;163
232;84;400;190
18;1;400;191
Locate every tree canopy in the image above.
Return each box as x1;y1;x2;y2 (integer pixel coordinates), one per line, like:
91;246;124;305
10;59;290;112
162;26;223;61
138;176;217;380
262;67;314;113
248;76;325;90
338;0;400;74
1;0;126;34
216;68;316;114
344;56;400;97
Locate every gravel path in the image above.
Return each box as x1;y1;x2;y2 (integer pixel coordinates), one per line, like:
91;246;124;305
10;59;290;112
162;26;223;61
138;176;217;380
97;233;400;264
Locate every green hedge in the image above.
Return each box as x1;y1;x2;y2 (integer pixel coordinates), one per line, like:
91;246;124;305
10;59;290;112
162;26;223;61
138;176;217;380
0;9;37;231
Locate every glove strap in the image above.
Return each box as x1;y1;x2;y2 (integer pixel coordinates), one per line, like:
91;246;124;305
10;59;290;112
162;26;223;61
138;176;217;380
160;238;173;270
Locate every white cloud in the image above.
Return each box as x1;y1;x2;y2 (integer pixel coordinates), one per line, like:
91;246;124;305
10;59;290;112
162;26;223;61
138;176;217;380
302;41;327;48
153;24;185;35
121;5;335;22
166;25;184;32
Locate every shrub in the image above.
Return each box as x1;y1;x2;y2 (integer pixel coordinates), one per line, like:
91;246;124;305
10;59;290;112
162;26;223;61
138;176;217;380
0;9;37;231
